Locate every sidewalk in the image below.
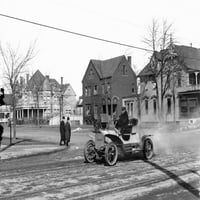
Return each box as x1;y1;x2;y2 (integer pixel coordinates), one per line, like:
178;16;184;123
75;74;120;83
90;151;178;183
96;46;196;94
0;126;93;161
0;137;67;160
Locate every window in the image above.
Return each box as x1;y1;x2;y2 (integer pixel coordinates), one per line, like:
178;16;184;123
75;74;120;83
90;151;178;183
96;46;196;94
145;99;148;114
88;87;91;96
189;73;196;85
94;85;98;95
85;87;88;96
180;99;188;113
167;98;171;114
197;73;200;85
85;105;91;116
153;99;157;114
121;65;127;75
107;83;111;94
177;72;181;87
130;102;133;116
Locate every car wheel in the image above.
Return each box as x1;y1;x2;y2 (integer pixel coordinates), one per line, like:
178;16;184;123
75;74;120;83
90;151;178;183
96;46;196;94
104;142;118;166
84;140;96;163
143;138;153;160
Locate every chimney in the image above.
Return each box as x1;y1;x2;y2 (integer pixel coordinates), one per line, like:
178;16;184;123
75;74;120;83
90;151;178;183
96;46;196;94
190;43;192;47
127;56;132;66
61;77;63;85
46;75;50;80
26;74;29;84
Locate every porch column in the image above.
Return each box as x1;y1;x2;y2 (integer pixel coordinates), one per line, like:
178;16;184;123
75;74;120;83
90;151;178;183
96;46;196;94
27;108;29;119
22;109;24;120
195;72;198;85
16;110;18;120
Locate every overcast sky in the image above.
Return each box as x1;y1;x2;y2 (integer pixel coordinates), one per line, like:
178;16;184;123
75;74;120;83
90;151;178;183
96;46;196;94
0;0;200;97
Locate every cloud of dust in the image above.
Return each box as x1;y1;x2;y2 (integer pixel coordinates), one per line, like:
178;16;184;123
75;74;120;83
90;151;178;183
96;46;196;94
140;122;199;156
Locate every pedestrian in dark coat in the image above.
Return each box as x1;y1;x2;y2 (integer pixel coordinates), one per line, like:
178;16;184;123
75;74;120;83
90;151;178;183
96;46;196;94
0;124;4;147
59;116;66;145
65;117;71;146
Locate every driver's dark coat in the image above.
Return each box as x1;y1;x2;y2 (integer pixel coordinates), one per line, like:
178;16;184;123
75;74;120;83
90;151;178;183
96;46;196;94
116;111;129;129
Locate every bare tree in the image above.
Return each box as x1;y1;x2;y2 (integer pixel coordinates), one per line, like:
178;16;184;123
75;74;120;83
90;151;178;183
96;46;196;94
142;19;177;121
0;42;36;140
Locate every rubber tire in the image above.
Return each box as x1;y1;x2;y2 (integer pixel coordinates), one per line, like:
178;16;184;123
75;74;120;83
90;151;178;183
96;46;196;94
84;140;96;163
143;138;154;160
104;142;118;166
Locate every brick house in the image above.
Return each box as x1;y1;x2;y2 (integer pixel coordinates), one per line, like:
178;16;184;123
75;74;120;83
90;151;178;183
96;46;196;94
126;45;200;123
82;55;137;124
16;70;76;124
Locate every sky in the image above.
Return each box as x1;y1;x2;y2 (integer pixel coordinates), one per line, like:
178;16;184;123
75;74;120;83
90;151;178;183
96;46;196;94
0;0;200;97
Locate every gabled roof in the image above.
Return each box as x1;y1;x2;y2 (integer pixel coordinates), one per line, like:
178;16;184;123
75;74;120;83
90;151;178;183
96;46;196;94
138;63;152;77
138;45;200;77
26;70;45;91
90;55;126;79
50;78;59;87
174;45;200;71
62;83;70;91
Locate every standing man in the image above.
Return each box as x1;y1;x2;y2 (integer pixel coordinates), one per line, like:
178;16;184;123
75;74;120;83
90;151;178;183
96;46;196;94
59;116;66;145
0;124;4;147
65;117;71;146
0;88;5;106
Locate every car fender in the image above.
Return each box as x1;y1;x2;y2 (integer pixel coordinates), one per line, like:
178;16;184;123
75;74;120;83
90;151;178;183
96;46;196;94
105;134;123;145
141;135;153;146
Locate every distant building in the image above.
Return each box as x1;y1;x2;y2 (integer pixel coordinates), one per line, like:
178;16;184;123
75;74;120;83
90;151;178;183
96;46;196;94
127;44;200;123
16;70;77;124
82;55;137;124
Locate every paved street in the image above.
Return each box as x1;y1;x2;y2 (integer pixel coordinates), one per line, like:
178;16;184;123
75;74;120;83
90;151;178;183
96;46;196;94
0;126;199;200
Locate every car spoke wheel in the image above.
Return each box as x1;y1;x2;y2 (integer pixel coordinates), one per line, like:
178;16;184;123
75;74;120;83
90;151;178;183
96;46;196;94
84;140;96;163
105;142;118;166
143;138;153;160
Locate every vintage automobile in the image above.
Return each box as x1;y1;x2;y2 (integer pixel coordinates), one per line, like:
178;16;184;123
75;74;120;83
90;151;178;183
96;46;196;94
84;118;154;166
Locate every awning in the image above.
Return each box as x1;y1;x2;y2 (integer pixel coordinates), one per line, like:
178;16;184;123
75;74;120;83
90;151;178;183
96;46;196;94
178;90;200;96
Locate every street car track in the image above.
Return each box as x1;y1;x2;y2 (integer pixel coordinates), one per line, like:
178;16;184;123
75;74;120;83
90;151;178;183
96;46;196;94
0;159;199;200
0;155;197;179
1;166;199;200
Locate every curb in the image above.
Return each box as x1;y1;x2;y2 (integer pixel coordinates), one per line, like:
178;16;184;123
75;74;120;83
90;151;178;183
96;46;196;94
0;144;84;161
0;145;67;161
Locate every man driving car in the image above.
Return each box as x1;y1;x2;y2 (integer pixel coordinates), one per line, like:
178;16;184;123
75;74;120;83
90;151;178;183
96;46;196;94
115;107;129;132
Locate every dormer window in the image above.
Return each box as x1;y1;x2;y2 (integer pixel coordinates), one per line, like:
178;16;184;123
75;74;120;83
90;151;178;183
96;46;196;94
88;68;94;79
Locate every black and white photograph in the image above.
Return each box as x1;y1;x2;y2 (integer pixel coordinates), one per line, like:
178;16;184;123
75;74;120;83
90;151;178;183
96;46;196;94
0;0;199;199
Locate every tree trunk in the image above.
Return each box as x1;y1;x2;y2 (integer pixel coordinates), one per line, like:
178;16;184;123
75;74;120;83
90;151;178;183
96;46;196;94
173;93;176;122
12;104;17;141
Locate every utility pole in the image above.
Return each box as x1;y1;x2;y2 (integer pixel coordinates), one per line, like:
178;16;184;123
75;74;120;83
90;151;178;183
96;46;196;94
60;77;63;121
50;84;53;123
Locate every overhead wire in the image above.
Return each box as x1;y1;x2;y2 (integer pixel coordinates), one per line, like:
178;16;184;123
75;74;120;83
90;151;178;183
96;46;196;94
0;13;152;52
0;13;200;62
